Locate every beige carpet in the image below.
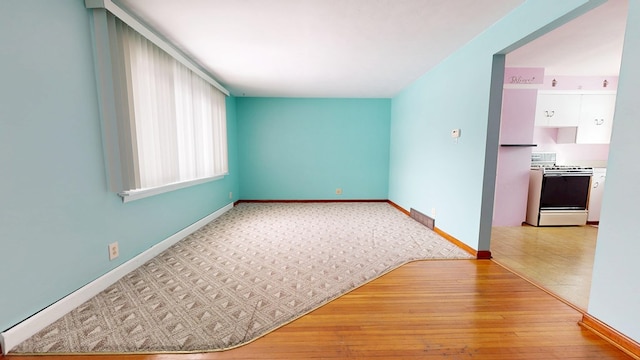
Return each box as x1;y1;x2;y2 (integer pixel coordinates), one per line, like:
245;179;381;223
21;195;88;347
12;202;473;354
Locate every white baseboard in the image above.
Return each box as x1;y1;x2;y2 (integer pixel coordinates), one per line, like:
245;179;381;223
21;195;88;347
0;202;234;355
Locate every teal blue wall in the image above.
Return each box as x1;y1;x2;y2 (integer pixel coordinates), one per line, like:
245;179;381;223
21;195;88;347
5;0;640;348
237;98;390;200
589;0;640;343
0;0;239;332
388;0;597;251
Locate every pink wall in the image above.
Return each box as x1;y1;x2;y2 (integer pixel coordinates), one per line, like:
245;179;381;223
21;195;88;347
539;76;618;91
504;67;544;85
533;127;610;165
493;73;616;227
493;89;537;226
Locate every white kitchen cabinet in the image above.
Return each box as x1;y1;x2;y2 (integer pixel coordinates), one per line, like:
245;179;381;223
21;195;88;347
576;94;616;144
546;93;617;144
588;168;607;222
534;93;581;127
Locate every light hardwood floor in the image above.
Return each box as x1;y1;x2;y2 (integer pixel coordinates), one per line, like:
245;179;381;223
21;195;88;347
2;260;629;360
491;225;598;310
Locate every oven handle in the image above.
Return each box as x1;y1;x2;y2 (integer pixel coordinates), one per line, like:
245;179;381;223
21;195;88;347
543;173;593;177
540;207;587;210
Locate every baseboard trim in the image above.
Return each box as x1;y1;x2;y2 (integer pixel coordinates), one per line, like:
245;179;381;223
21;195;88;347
0;202;234;355
387;200;410;216
236;199;388;204
579;313;640;359
385;201;485;259
433;227;484;258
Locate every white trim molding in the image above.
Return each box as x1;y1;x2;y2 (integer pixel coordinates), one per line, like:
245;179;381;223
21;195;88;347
119;175;226;203
0;202;234;355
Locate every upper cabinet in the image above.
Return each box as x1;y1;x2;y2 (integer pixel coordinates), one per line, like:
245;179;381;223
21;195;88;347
534;93;581;127
536;91;616;144
575;94;616;144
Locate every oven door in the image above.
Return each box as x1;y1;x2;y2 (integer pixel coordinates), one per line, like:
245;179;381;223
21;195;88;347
540;174;591;210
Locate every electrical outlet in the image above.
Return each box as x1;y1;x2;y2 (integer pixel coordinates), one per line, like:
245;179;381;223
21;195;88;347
229;191;233;199
431;208;436;217
336;188;343;195
108;242;119;261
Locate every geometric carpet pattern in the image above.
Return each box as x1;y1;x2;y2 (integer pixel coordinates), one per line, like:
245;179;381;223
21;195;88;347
12;202;473;354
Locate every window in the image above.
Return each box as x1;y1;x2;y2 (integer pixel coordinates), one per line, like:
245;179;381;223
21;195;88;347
88;4;229;202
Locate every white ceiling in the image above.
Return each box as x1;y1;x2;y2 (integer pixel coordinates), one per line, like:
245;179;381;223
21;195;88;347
116;0;626;98
506;0;627;77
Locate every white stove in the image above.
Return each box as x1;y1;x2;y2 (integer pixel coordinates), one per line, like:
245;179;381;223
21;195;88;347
530;153;593;175
531;164;594;175
526;153;593;226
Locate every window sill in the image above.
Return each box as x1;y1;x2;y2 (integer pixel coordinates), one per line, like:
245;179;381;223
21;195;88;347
118;174;226;203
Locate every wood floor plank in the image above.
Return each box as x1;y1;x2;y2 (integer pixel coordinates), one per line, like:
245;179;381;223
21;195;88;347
491;225;597;310
2;260;630;359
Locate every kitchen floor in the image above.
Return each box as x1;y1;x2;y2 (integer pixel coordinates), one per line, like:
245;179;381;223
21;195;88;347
490;225;598;310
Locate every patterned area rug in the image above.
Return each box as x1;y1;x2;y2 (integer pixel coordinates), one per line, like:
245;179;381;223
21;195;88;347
13;202;472;354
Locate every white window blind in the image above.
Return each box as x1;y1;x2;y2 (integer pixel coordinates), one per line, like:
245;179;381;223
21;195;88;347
89;7;228;202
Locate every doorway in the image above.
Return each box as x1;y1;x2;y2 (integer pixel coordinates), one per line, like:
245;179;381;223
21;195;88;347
487;0;627;310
